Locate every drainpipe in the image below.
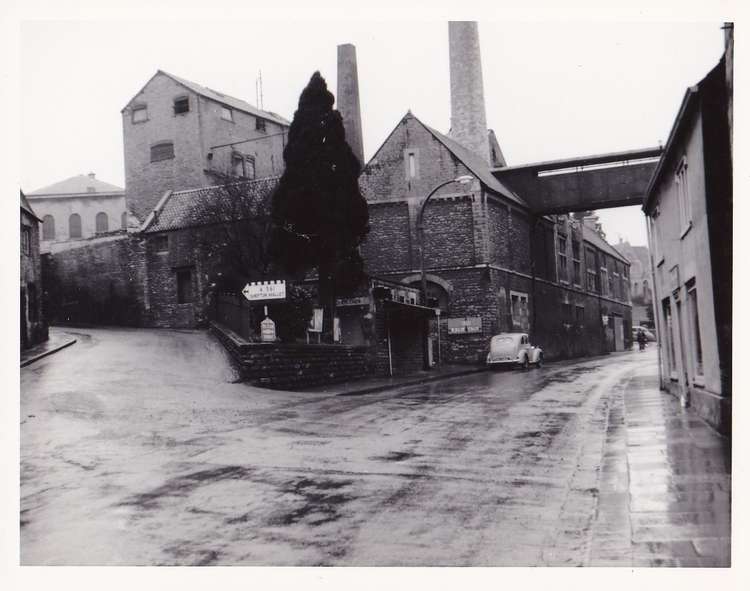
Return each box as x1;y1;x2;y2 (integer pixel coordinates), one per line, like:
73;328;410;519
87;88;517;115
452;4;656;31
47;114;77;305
645;217;663;389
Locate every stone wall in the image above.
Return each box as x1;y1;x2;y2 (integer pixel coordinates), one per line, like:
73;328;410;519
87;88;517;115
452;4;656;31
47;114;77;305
43;235;147;326
210;321;371;389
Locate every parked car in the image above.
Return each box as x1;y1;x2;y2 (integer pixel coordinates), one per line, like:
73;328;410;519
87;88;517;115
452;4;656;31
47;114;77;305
632;327;656;342
486;332;543;369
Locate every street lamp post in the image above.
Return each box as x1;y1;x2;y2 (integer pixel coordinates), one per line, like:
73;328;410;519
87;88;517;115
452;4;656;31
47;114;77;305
416;175;474;369
416;175;475;303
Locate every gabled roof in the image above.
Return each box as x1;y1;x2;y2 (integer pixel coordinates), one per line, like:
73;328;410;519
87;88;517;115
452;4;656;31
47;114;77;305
20;191;41;222
418;117;526;207
28;174;124;197
582;225;629;265
141;176;280;234
123;70;290;128
643;57;725;212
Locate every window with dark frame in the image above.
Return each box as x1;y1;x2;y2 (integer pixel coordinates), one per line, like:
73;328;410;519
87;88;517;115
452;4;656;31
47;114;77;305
575;305;585;324
69;213;82;239
255;117;266;132
558;235;568;283
687;285;704;378
176;268;193;304
232;153;256;179
21;226;31;254
42;215;55;240
221;106;233;121
173;96;189;115
572;237;581;285
663;298;677;376
95;212;109;233
153;235;169;252
150;142;175;162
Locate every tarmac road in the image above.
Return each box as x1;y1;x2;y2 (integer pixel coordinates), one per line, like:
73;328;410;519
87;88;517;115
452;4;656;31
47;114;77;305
20;328;730;566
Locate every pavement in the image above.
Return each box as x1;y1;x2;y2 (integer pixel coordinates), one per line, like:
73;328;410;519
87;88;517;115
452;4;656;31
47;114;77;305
19;328;730;566
20;326;77;367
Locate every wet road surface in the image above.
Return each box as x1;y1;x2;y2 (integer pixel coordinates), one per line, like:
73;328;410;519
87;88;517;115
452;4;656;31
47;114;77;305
20;328;730;566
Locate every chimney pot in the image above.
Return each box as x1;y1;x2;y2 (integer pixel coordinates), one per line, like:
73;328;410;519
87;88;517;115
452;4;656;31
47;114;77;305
88;172;95;179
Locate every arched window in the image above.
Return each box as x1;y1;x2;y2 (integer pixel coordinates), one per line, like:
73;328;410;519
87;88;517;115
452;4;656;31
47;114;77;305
96;212;109;233
121;211;128;230
69;213;82;239
42;215;55;240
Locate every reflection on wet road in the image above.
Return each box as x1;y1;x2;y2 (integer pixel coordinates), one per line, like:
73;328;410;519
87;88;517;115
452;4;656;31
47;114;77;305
20;328;729;566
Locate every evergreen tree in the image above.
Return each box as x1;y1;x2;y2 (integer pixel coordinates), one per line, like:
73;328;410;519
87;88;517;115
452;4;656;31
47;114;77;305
270;71;369;340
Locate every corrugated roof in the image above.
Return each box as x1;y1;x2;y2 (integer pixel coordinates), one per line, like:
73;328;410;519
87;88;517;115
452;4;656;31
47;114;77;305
158;70;290;127
28;174;124;197
142;177;280;233
419;118;526;207
582;225;629;265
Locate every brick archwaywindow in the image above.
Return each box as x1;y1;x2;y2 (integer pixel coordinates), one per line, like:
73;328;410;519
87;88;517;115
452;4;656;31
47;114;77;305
95;212;109;233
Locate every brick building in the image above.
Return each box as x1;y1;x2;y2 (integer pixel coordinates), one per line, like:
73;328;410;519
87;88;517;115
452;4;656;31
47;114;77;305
122;70;290;221
20;191;47;349
27;173;127;253
359;111;632;364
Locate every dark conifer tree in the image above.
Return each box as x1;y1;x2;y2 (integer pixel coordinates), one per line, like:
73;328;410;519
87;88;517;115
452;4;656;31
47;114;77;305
270;71;369;340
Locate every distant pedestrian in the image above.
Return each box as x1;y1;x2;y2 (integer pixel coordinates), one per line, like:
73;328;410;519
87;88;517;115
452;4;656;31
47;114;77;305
637;329;647;351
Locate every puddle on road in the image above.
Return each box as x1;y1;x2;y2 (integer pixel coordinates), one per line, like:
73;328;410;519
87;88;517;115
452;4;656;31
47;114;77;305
118;465;254;511
370;451;422;462
266;476;355;528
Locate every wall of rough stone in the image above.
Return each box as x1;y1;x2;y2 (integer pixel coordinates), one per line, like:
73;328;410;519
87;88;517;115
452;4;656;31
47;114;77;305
21;211;47;347
43;235;147;326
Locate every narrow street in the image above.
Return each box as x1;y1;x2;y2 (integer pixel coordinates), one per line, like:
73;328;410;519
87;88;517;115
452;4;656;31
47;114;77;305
20;328;730;566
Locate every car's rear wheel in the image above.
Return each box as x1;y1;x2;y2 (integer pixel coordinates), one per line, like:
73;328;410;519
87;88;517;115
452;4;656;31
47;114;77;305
520;356;529;370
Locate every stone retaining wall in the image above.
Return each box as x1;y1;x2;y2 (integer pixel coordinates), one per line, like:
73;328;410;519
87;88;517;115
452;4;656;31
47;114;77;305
210;321;372;389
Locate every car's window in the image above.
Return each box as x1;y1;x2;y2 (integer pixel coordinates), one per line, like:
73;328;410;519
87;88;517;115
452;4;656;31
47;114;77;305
493;336;514;344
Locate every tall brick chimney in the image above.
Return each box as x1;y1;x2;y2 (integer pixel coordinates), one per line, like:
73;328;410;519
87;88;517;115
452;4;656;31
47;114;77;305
449;21;490;163
336;43;365;167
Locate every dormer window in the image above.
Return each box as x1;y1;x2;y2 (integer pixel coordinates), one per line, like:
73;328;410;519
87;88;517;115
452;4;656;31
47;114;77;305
132;105;148;123
221;106;233;121
173;96;189;115
255;117;266;132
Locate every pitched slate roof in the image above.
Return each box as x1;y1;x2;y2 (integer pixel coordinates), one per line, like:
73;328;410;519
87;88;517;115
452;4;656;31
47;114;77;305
141;177;280;234
582;225;630;265
28;174;124;197
126;70;291;128
417;116;525;207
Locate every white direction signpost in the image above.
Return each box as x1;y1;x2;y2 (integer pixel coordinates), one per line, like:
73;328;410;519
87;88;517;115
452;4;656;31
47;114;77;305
242;280;286;302
241;280;286;342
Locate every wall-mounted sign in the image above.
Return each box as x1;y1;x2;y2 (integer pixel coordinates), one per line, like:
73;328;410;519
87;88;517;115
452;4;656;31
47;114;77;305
308;307;323;333
242;280;286;302
261;316;276;342
336;296;370;307
447;317;482;335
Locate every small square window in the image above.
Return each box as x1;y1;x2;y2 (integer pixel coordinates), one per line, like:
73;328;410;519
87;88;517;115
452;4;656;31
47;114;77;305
153;235;169;252
132;106;148;123
150;142;174;162
255;117;266;132
174;97;189;115
221;107;233;121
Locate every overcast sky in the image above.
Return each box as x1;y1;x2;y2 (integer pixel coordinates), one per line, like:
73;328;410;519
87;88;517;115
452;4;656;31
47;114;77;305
20;20;726;245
